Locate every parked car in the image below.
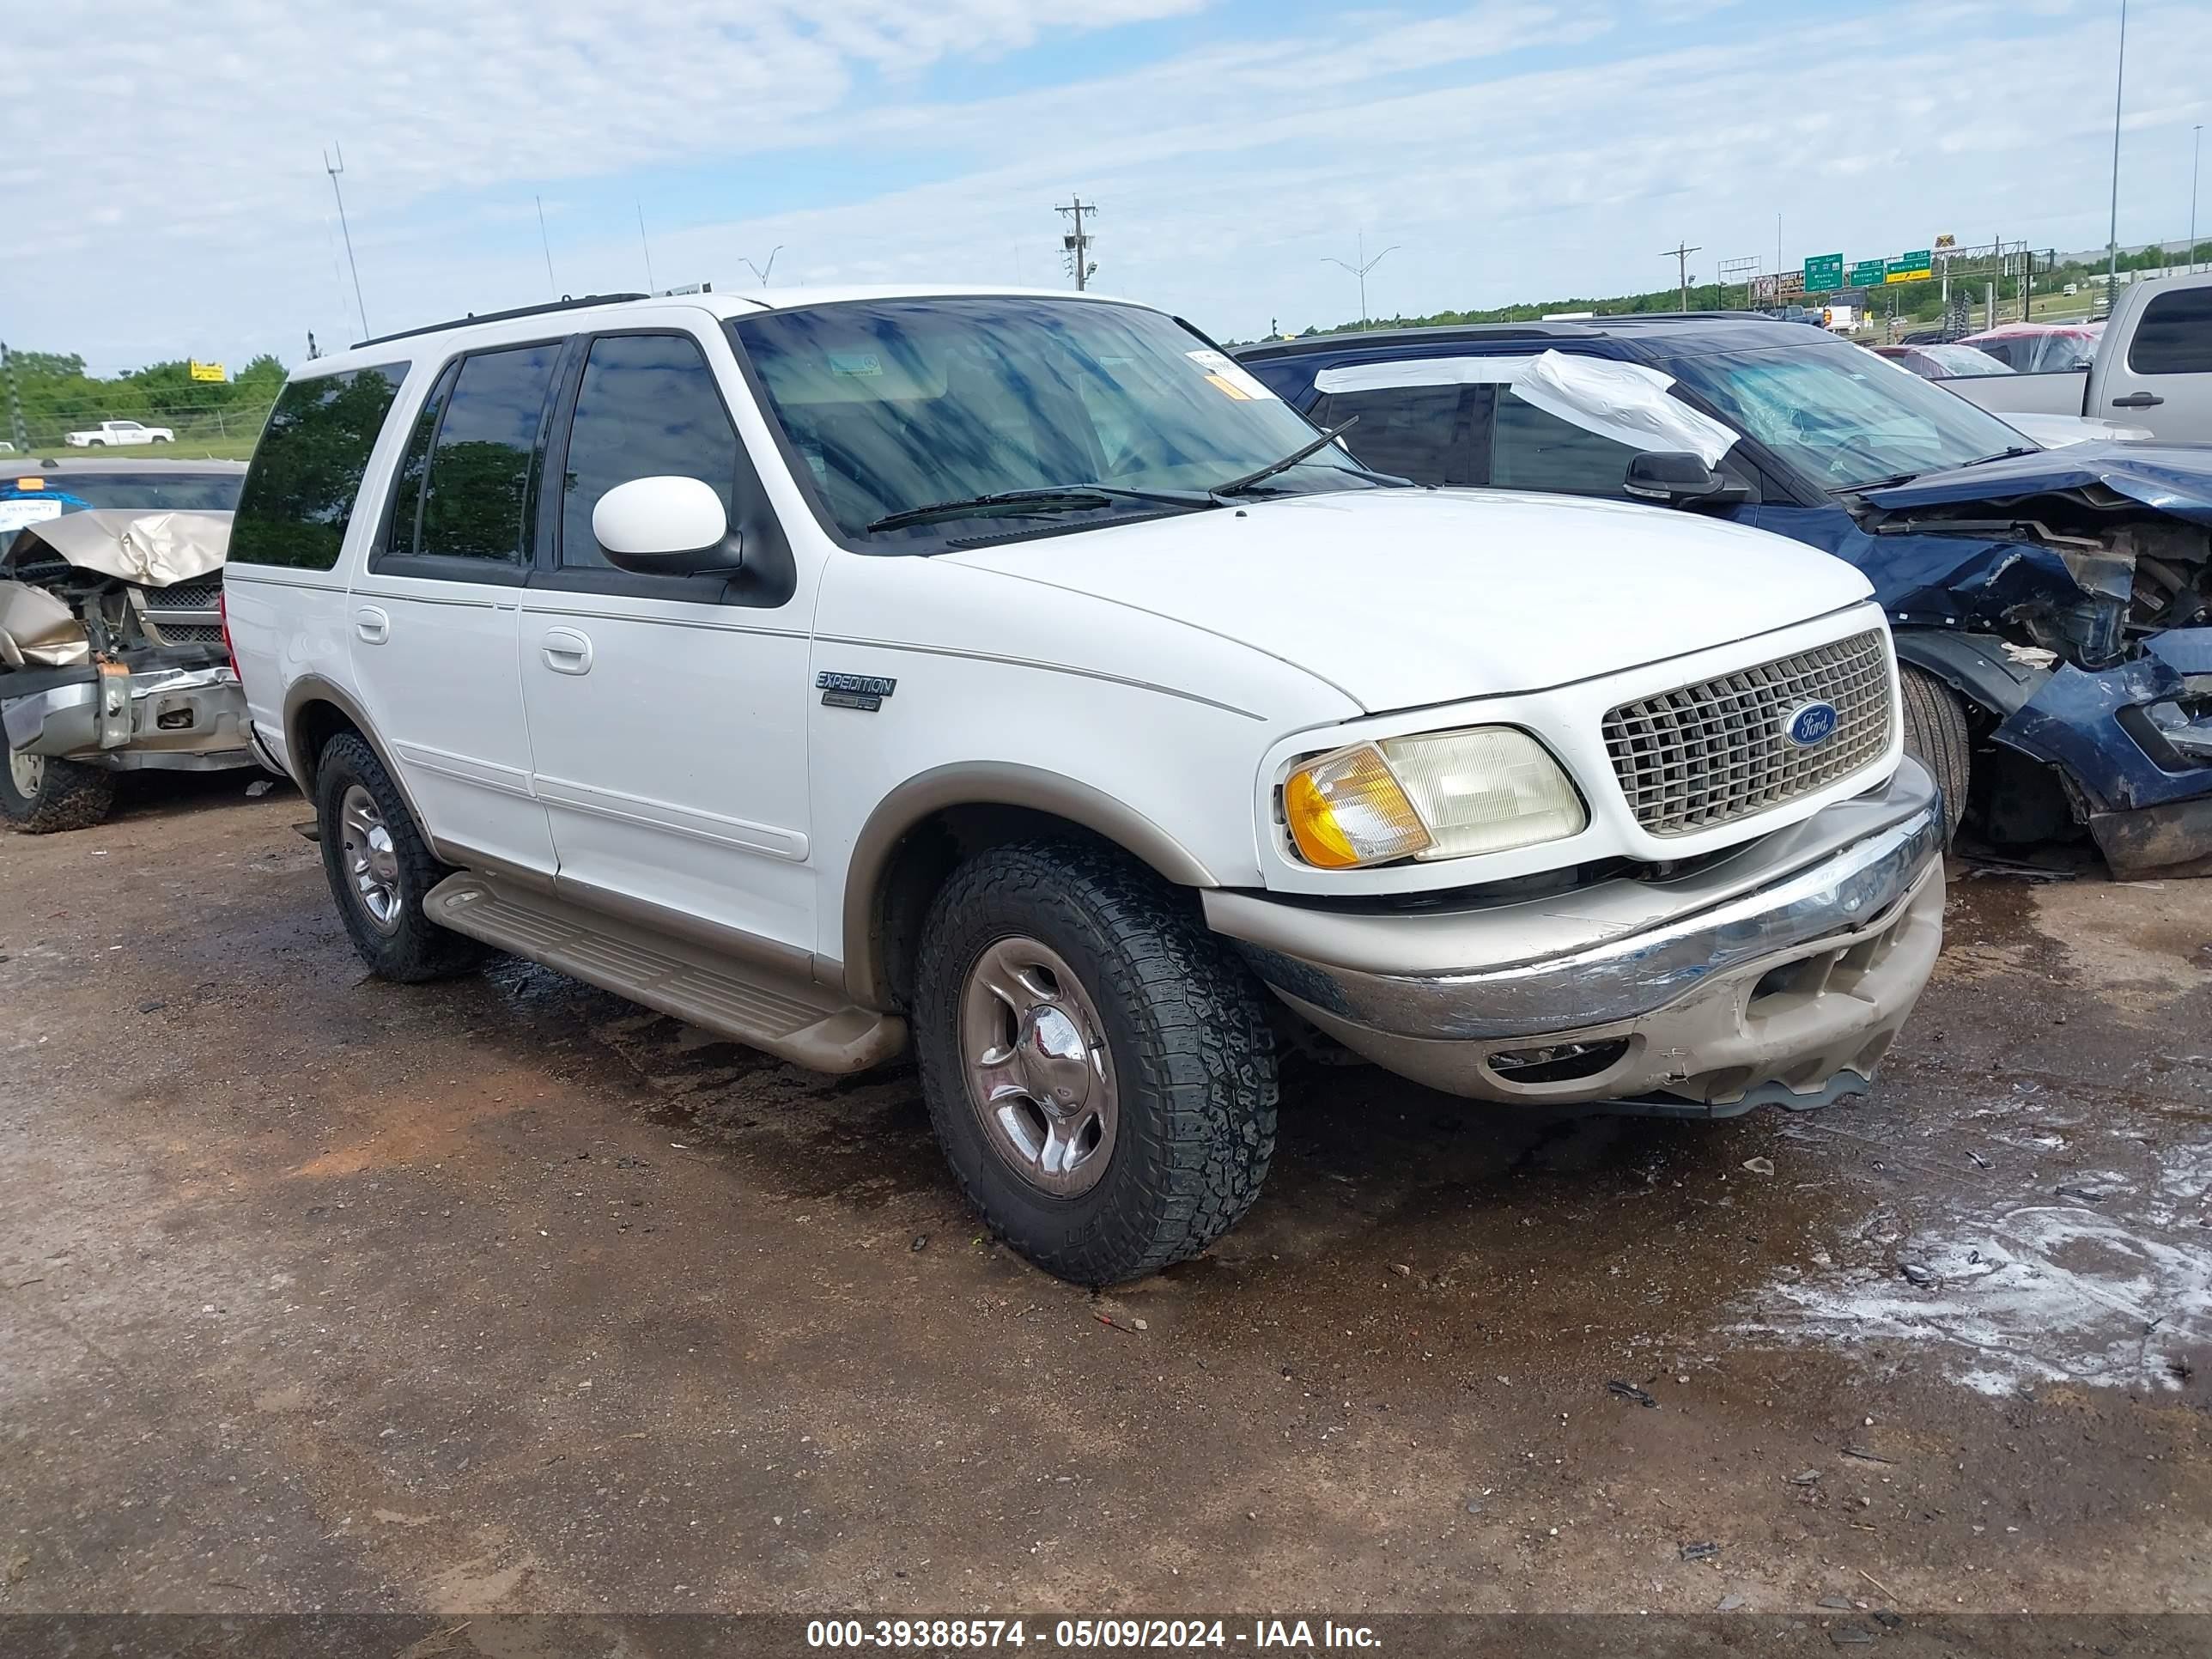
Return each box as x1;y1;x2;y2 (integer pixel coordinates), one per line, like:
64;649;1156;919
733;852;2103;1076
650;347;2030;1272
1872;342;2015;380
1954;322;2104;375
1936;274;2210;441
223;288;1943;1285
65;420;176;447
1;458;258;829
1;509;262;830
1237;316;2212;876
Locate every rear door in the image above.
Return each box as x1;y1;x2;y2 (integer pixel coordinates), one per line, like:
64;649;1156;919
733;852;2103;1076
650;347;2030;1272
516;323;816;956
349;341;562;875
2100;276;2212;440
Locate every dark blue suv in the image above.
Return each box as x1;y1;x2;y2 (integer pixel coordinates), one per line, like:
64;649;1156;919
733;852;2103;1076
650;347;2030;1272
1238;317;2212;877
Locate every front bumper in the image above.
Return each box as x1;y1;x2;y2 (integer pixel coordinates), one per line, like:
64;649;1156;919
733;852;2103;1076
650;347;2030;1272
2;663;256;772
1206;760;1946;1111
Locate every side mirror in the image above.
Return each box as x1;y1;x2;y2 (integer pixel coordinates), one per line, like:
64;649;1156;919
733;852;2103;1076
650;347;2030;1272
1622;451;1747;508
592;476;740;575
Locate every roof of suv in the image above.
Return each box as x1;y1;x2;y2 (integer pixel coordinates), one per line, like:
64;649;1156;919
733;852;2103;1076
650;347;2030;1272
319;285;1152;370
1236;312;1827;366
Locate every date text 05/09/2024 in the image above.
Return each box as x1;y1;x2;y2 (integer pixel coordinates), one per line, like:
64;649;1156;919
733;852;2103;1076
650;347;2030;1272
805;1619;1382;1650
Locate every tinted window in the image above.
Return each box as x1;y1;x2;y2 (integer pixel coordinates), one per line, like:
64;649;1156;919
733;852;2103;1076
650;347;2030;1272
2129;288;2212;375
559;335;740;568
228;363;408;569
1488;390;1642;496
1313;385;1476;484
418;343;560;564
380;362;456;558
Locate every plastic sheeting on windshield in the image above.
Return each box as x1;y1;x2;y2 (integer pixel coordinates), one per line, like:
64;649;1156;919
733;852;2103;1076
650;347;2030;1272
1311;349;1738;466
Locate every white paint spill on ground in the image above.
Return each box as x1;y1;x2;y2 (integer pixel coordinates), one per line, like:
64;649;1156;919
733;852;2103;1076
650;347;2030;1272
1733;1095;2211;1396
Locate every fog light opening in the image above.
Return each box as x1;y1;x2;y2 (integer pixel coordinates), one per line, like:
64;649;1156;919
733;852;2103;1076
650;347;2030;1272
1486;1038;1631;1085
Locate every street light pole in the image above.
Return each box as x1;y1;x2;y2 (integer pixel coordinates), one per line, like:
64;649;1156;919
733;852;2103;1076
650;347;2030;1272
2106;0;2127;307
1322;233;1401;326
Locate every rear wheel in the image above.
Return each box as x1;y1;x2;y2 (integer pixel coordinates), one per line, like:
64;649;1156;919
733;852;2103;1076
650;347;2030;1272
1899;665;1971;843
0;749;116;833
913;841;1278;1285
313;732;488;981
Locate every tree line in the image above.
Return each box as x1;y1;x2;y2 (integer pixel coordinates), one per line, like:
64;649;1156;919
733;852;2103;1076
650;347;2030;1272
1;350;288;451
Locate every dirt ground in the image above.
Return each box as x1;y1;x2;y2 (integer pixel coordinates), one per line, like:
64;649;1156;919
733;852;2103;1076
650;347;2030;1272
1;772;2207;1618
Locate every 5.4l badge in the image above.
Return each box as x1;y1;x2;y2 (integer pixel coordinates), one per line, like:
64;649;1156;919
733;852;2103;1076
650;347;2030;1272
817;671;897;712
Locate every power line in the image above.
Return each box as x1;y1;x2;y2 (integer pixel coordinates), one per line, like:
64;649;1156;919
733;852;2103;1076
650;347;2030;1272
1056;196;1097;291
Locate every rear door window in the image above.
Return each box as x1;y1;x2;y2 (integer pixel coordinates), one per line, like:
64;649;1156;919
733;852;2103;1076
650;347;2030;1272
2128;288;2212;375
228;363;409;569
1487;390;1643;497
556;334;740;569
1310;385;1478;484
416;343;562;566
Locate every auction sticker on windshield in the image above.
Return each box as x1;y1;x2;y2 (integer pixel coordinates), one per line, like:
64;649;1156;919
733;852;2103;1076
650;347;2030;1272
1186;349;1276;401
0;495;65;534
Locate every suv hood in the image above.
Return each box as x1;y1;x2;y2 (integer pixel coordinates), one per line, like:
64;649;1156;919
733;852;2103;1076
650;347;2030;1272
943;489;1874;713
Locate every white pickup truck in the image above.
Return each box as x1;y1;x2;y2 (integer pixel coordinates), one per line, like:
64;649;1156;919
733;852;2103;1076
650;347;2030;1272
222;286;1945;1284
65;420;176;447
1938;270;2212;441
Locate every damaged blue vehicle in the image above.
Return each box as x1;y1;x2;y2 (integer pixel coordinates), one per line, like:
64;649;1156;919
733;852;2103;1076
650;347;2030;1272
1237;317;2212;877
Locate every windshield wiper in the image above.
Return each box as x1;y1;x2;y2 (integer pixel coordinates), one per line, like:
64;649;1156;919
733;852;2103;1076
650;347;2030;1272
866;483;1212;535
1960;446;2041;467
1831;468;1925;495
1208;417;1358;500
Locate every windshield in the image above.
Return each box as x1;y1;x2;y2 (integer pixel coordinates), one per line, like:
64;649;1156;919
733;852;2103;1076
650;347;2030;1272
1;469;243;520
1660;341;2034;489
731;297;1379;546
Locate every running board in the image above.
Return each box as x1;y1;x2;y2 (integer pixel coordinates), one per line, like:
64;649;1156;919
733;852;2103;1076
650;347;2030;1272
422;873;905;1074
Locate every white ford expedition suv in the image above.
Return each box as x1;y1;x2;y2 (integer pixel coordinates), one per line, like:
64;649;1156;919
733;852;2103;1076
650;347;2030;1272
224;286;1945;1285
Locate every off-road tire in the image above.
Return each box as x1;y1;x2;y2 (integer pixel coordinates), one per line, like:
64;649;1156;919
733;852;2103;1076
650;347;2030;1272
0;750;116;833
913;840;1279;1286
1899;665;1971;843
313;732;489;981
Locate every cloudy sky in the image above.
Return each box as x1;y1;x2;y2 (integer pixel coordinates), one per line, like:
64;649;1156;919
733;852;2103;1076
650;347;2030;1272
7;0;2209;373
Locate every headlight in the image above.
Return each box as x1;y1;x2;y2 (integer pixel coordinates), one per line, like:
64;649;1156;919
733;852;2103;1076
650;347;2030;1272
1283;726;1585;869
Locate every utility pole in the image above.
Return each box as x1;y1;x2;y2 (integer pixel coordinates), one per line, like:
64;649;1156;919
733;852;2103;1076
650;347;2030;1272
536;196;556;297
1057;196;1097;290
1322;233;1400;326
1662;241;1702;312
324;144;369;340
2106;0;2127;308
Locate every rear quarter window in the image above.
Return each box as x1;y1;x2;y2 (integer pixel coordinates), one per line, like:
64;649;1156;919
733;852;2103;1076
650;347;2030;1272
228;362;410;569
2128;288;2212;376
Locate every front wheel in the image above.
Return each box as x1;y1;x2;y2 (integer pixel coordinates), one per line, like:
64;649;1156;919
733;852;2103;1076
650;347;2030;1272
1899;665;1971;843
0;749;115;833
912;841;1279;1285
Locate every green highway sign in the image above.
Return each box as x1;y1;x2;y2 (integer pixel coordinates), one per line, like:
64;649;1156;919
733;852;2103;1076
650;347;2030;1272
1802;252;1844;292
1886;250;1933;283
1849;259;1887;289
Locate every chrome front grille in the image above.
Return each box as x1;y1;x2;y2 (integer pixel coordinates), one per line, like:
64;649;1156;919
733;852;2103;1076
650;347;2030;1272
1602;630;1893;836
131;573;224;648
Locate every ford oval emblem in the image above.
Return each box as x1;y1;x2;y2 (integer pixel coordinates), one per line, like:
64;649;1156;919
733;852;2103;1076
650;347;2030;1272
1784;701;1840;748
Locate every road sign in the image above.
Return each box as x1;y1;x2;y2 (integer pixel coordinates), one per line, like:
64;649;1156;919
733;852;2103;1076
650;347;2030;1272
1802;253;1844;292
1885;251;1932;283
188;360;226;383
1774;269;1806;298
1849;259;1887;289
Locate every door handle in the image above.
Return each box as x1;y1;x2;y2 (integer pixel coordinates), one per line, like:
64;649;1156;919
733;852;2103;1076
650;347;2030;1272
354;605;390;646
2111;392;2163;408
541;626;593;675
